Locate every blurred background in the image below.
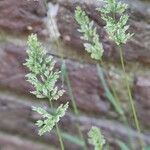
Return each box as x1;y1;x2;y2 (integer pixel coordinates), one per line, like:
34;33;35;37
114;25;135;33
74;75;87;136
0;0;149;149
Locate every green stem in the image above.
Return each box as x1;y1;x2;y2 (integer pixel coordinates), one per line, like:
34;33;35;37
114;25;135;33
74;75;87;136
108;74;133;149
97;63;123;115
118;45;144;150
47;10;66;150
48;7;87;149
65;73;78;115
110;80;134;149
64;66;87;150
98;60;133;148
49;100;65;150
56;124;64;150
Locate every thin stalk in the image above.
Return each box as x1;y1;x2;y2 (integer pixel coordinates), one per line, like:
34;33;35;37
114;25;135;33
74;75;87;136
98;61;133;149
47;10;66;150
118;45;144;150
104;143;110;150
110;7;144;148
100;145;102;150
49;100;65;150
64;67;87;150
110;82;134;149
48;10;87;149
98;60;125;115
56;124;64;150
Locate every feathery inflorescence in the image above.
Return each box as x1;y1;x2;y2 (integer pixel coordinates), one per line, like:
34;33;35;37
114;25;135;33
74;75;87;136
24;34;68;135
75;6;104;60
97;0;133;45
88;126;105;150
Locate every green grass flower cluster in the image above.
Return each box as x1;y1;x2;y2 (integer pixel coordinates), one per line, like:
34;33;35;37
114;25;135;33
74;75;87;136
97;0;133;45
32;103;68;136
23;0;145;149
75;6;104;60
88;126;105;150
24;34;68;136
75;0;143;149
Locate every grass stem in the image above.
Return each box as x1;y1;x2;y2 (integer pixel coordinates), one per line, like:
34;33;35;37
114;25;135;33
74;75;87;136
49;100;65;150
48;8;87;149
97;61;135;149
63;64;87;150
118;45;144;150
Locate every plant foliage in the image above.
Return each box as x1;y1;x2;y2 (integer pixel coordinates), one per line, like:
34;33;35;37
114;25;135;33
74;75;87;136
116;140;130;150
32;103;68;136
97;0;133;45
88;126;105;150
97;64;124;115
24;34;68;135
74;0;142;149
75;6;104;60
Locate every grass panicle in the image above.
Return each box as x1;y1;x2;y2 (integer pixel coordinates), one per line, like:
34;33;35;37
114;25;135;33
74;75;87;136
88;126;105;150
75;6;104;60
25;34;68;150
75;0;144;149
97;0;133;45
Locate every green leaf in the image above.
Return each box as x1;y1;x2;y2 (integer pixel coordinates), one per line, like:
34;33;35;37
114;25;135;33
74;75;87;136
116;140;130;150
144;146;150;150
97;64;124;115
61;132;85;147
